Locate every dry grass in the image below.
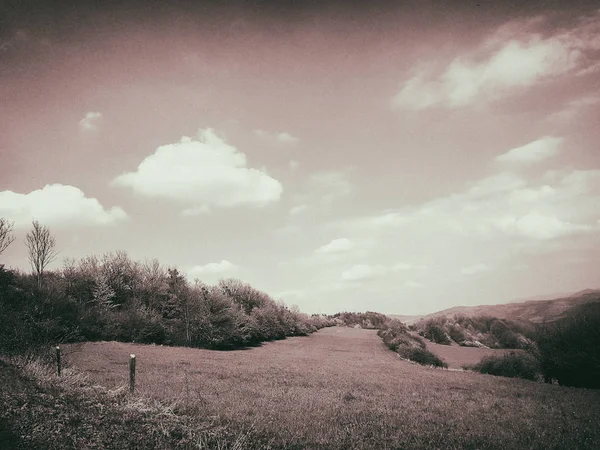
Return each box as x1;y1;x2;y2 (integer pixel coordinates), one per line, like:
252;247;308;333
416;337;521;369
60;327;600;449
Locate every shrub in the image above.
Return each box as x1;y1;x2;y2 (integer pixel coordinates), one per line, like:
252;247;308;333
378;319;448;368
466;352;540;381
422;322;451;345
400;347;448;368
535;302;600;389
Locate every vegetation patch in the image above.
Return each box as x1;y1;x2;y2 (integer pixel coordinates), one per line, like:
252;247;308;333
412;315;535;349
378;319;448;368
464;351;541;381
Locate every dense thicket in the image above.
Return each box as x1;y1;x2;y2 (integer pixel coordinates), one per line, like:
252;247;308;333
331;311;388;329
534;303;600;389
377;319;447;368
465;352;540;381
0;252;334;355
412;315;535;349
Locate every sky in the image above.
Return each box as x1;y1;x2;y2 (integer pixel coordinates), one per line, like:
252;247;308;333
1;0;599;315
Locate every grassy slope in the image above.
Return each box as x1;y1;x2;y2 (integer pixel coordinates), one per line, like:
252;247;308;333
408;332;517;369
0;358;248;449
64;327;600;449
399;290;600;325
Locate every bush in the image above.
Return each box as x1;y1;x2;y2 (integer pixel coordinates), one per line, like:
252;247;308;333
400;347;448;368
378;320;448;368
535;303;600;389
422;322;451;345
466;352;540;381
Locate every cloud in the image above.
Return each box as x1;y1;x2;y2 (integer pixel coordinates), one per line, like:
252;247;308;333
332;164;599;242
79;112;102;131
341;263;425;282
254;129;299;145
392;12;600;110
309;171;352;205
0;184;127;228
405;281;424;288
289;160;300;171
496;136;563;164
493;212;590;240
461;263;491;275
289;204;308;216
341;264;388;281
315;238;355;254
548;94;600;123
187;260;237;280
113;128;283;211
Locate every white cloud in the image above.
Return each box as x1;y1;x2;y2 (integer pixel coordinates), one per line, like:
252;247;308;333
187;260;237;280
315;238;355;254
393;12;600;110
496;136;563;164
341;263;426;282
277;132;299;144
254;129;299;145
309;171;352;205
181;205;211;216
405;281;424;288
341;264;388;281
461;263;491;275
289;204;308;216
494;212;590;240
113;128;283;211
0;184;127;228
79;112;102;131
332;164;599;242
548;94;600;123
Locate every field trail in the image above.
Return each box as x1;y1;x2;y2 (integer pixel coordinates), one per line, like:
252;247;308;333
64;327;600;449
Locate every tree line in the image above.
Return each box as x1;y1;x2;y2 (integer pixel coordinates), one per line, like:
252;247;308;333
0;218;335;355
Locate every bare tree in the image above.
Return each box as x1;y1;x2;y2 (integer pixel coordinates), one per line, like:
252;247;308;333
25;220;59;288
0;218;15;255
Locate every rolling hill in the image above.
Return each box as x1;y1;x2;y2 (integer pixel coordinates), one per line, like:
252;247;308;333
394;289;600;325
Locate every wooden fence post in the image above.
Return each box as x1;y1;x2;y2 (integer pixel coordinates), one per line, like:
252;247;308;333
130;354;136;394
56;346;61;377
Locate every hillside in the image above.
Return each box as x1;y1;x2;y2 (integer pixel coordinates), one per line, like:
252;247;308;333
400;289;600;325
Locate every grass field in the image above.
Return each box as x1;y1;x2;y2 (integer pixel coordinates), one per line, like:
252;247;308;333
414;335;519;369
64;327;600;449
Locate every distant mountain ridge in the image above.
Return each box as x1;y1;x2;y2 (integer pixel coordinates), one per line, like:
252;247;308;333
393;289;600;325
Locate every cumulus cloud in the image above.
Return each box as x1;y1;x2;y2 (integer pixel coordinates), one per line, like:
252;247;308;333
315;238;355;254
79;112;102;131
0;184;127;228
393;12;600;110
113;128;283;211
187;260;237;280
333;163;599;242
461;263;491;275
341;264;388;281
254;129;299;144
496;136;563;164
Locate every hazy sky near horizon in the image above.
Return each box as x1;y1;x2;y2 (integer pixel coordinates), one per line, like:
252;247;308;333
1;0;599;315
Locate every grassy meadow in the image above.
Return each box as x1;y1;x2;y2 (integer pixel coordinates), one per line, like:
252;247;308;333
416;337;519;369
62;327;600;449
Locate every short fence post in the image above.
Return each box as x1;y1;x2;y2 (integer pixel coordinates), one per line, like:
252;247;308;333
129;354;136;394
56;346;61;377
